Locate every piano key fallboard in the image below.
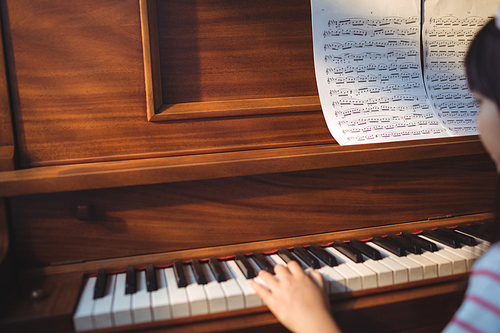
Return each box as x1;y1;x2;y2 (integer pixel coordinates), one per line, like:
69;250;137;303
73;222;493;332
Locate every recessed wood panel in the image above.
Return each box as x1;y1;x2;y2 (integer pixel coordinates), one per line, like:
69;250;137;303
143;0;320;120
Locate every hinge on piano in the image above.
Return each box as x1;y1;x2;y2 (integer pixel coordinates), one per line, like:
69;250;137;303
427;214;453;220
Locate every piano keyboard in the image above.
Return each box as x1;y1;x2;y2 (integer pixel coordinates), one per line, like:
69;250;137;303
73;223;492;331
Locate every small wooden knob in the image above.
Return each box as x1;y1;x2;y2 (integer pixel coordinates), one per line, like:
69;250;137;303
30;288;47;300
76;204;91;221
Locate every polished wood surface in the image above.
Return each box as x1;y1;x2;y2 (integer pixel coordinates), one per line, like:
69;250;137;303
146;0;320;120
8;155;496;269
2;0;332;168
0;136;490;197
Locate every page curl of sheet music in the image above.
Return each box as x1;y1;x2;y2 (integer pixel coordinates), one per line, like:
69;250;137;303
311;0;498;146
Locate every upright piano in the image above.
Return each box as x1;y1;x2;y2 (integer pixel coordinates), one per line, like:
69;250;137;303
0;0;497;332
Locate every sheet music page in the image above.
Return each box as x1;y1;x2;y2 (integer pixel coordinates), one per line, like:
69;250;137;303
311;0;498;146
423;0;499;136
312;0;450;145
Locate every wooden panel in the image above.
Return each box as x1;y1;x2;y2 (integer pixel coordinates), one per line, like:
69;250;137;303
0;137;490;197
0;272;82;333
2;0;333;167
144;0;320;120
9;154;496;268
156;0;316;104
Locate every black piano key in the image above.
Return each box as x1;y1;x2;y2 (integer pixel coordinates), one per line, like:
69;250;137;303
470;222;495;233
387;234;422;254
277;247;295;263
456;224;492;242
252;251;275;274
309;243;338;267
278;247;302;267
333;240;364;263
437;227;477;246
173;259;187;288
145;264;157;292
293;246;320;269
349;239;382;260
422;229;461;248
208;256;226;282
191;258;207;285
372;236;406;256
401;232;438;252
93;268;107;299
235;253;256;279
125;265;136;294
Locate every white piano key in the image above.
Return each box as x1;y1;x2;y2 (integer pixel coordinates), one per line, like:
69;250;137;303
164;267;190;318
421;250;453;277
218;263;245;311
454;229;490;253
419;235;467;274
425;236;479;271
318;265;347;294
73;276;96;332
131;271;153;324
151;268;171;321
460;244;486;257
247;257;270;290
406;253;438;279
224;260;263;307
379;257;408;284
269;253;287;267
302;250;347;294
92;274;116;329
361;258;393;287
325;247;379;289
475;239;491;252
111;273;133;327
184;265;209;316
201;263;227;313
367;242;418;282
322;248;365;290
330;263;362;291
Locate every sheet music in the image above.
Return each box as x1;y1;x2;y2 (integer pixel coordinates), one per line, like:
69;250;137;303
311;0;498;145
423;0;499;136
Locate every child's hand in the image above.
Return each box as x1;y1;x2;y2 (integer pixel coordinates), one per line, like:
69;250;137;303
250;261;341;333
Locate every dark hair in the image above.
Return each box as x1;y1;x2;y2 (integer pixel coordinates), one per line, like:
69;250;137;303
466;19;500;242
465;19;500;110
